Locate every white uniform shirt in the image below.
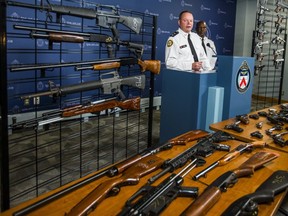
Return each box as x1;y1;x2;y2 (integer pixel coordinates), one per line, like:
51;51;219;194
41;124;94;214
165;28;211;71
202;36;217;70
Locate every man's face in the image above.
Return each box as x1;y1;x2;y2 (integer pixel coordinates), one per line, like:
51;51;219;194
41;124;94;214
197;22;207;37
178;12;193;33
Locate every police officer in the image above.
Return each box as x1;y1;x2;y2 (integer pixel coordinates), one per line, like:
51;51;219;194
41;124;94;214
165;11;211;72
196;20;217;70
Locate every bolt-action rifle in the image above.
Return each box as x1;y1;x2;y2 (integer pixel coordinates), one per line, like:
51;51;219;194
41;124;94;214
118;159;200;216
10;97;141;130
221;170;288;216
12;130;209;216
20;71;145;103
180;151;279;216
13;25;144;58
7;0;142;38
192;141;267;181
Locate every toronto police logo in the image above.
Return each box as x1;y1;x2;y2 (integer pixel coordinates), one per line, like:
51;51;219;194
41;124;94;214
236;60;251;93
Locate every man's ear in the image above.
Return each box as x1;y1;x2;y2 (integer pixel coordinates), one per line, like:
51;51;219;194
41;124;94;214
178;20;180;26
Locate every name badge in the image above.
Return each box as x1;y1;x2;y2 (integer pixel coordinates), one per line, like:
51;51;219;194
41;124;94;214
180;44;187;49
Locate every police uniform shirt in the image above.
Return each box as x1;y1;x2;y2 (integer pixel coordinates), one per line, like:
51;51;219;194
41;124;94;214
165;28;211;71
202;36;217;70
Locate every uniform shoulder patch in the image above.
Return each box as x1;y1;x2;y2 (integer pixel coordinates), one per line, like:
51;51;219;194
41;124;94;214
167;39;173;47
170;31;179;37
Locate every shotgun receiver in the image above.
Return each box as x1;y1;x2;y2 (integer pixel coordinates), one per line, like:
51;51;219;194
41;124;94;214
10;97;141;130
192;141;267;181
12;130;208;216
7;1;142;37
118;158;199;216
65;154;165;216
20;71;145;102
180;151;279;216
221;170;288;216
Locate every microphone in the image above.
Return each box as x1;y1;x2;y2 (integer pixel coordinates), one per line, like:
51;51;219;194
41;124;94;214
206;43;217;55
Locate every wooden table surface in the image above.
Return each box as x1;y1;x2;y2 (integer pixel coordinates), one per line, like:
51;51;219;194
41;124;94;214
2;105;288;216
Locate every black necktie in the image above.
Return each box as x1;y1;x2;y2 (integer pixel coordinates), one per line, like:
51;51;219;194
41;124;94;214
188;34;199;62
201;38;207;55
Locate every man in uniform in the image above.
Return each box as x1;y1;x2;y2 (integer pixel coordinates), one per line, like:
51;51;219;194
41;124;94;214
165;11;211;72
196;20;217;70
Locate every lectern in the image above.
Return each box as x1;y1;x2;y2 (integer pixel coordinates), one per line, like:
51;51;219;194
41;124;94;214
159;56;255;143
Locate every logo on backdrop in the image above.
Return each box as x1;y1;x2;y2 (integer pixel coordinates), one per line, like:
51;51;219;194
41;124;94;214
236;61;251;93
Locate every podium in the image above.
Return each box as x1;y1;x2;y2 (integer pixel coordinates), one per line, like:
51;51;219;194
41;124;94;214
159;56;254;143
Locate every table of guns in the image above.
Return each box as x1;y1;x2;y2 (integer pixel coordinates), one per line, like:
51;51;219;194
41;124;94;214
3;104;288;216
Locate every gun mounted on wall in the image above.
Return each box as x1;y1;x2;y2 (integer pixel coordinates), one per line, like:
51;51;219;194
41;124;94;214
13;25;144;58
7;0;143;39
20;71;146;104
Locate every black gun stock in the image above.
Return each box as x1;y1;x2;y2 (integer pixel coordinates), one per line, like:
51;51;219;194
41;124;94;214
221;170;288;216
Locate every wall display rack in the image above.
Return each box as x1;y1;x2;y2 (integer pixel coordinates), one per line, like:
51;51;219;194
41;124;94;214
0;0;158;210
252;0;287;110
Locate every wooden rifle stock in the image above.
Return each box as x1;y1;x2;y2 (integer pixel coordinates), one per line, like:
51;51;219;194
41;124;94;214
65;155;165;216
181;151;279;216
137;59;161;74
62;97;140;117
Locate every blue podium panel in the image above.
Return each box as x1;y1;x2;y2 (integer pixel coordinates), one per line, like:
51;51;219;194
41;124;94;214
160;69;216;142
217;56;255;120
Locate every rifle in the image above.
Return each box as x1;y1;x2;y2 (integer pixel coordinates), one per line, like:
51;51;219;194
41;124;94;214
20;71;145;103
192;141;267;181
10;97;141;130
13;25;144;58
221;170;288;216
7;0;142;38
76;58;161;75
10;56;160;74
180;151;279;216
65;154;164;216
147;131;231;184
118;158;199;216
12;130;209;216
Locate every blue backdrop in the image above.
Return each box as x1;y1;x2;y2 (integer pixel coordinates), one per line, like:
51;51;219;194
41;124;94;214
6;0;237;113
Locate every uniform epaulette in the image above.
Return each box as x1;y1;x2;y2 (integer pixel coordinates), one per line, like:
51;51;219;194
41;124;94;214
170;31;179;37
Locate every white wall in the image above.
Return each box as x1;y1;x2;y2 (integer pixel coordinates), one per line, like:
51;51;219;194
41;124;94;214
234;0;288;101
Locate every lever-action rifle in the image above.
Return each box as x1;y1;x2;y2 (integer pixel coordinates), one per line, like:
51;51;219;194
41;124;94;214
12;130;209;216
13;25;144;58
180;151;279;216
10;97;141;130
65;154;165;216
118;158;199;216
221;170;288;216
10;57;160;75
7;0;142;38
192;141;267;181
20;71;145;102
